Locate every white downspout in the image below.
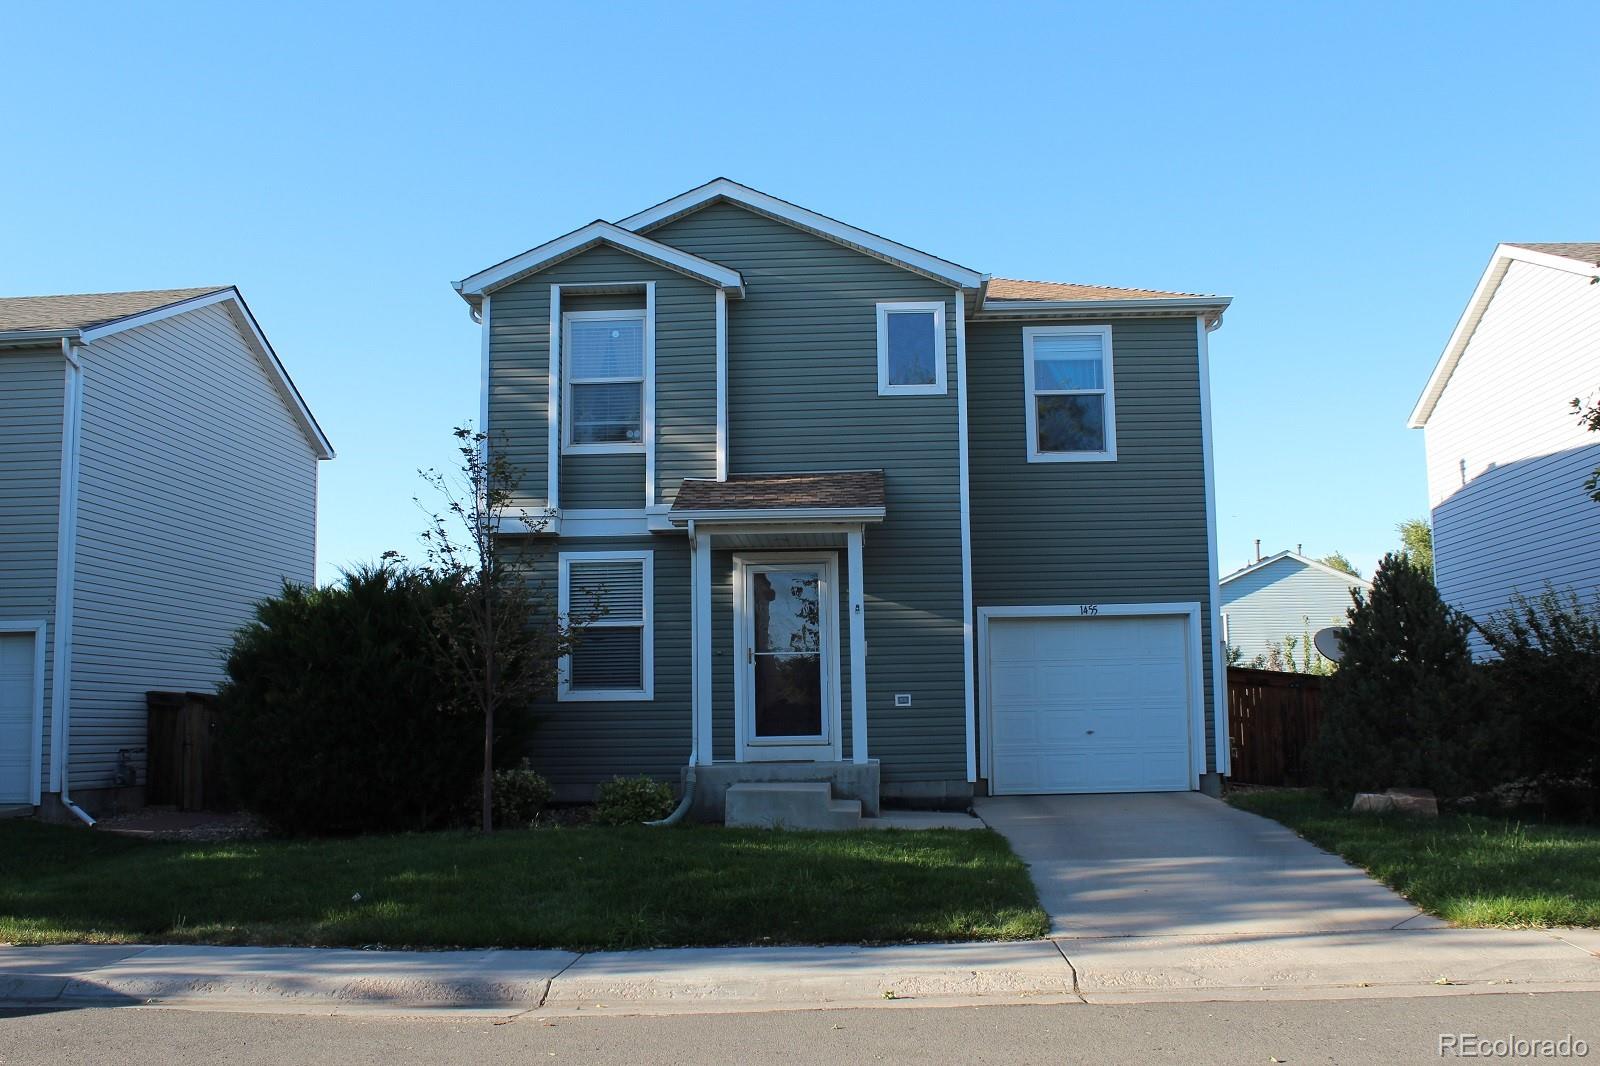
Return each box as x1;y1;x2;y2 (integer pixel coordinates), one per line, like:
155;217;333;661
51;338;93;826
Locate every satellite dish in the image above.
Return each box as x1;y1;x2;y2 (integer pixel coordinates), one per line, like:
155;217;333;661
1313;627;1347;663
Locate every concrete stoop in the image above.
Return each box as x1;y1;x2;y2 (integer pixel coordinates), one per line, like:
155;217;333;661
724;782;862;830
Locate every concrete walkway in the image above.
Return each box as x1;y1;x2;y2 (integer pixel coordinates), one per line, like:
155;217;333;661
975;793;1434;936
3;931;1600;1016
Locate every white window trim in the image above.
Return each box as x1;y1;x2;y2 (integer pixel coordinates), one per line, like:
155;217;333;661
562;308;649;456
1023;324;1117;463
558;549;654;702
876;301;947;396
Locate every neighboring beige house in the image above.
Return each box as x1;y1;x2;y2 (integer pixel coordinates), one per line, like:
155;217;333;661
1409;243;1600;652
0;288;331;819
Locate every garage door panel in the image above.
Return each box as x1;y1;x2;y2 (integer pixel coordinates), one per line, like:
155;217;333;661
987;614;1194;795
0;633;37;804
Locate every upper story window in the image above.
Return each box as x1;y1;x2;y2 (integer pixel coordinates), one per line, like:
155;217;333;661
565;310;646;451
1023;325;1117;463
559;550;654;702
876;301;947;396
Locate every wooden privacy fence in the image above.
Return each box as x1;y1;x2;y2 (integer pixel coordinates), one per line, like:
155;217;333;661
1227;668;1324;786
146;691;230;810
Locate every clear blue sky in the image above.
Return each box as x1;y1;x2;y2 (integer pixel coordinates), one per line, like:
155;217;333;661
7;2;1597;581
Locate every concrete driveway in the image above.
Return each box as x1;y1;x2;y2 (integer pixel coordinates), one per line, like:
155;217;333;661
976;793;1439;937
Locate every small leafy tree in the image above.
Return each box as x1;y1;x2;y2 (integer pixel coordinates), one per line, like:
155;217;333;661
1396;518;1434;582
1311;552;1501;799
1319;552;1362;579
405;427;576;832
1576;390;1600;503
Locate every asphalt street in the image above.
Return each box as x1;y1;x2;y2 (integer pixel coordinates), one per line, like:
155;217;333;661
2;993;1596;1065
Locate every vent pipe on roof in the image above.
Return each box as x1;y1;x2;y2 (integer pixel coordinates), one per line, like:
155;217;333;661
1297;543;1303;555
1254;539;1261;563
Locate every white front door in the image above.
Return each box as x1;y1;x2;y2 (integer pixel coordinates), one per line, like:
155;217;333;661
0;632;39;805
987;613;1195;795
734;554;841;762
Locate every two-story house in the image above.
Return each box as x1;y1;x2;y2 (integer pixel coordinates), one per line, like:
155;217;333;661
455;180;1231;823
0;287;330;820
1410;243;1600;654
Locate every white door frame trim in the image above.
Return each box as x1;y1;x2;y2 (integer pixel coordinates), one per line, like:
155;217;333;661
976;601;1207;791
0;619;48;805
731;552;843;763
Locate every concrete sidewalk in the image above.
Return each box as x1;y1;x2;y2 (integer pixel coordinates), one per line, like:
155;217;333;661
4;927;1600;1017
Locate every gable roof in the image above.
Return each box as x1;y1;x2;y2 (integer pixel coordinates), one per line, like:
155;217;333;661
1219;550;1371;589
0;286;332;460
1409;242;1600;428
454;220;745;306
0;287;228;335
616;178;988;290
457;180;1228;326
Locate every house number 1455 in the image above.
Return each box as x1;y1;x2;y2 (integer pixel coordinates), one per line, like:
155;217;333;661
1078;605;1100;616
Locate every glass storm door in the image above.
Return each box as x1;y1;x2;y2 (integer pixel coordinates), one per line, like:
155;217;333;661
738;558;837;761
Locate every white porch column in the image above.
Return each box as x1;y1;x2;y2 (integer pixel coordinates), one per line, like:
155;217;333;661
692;526;714;766
846;527;868;765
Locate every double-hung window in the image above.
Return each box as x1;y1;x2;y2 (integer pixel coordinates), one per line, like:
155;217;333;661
565;310;645;450
1023;325;1117;462
559;550;654;701
876;301;947;395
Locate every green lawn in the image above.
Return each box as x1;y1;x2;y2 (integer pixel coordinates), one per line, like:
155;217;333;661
0;820;1047;951
1229;789;1600;928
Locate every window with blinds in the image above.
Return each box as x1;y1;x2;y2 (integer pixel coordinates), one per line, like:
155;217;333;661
565;311;645;448
1023;325;1118;462
560;552;653;700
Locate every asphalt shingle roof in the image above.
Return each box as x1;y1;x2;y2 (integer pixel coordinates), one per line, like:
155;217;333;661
1506;243;1600;266
986;278;1212;302
0;287;228;333
671;470;887;512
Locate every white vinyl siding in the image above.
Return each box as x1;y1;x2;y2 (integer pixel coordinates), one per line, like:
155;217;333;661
564;310;646;452
559;550;654;701
875;301;947;395
1219;558;1367;663
68;303;320;789
1024;325;1117;462
1422;258;1600;650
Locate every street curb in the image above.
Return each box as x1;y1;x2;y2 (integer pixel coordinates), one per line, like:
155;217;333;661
3;929;1600;1017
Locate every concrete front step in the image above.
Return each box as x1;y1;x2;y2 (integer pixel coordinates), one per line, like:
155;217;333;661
724;782;862;830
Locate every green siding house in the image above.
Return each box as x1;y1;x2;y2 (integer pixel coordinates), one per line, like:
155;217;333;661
454;180;1232;819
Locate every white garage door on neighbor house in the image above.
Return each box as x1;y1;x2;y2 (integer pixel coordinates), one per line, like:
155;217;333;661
0;630;41;805
983;610;1199;795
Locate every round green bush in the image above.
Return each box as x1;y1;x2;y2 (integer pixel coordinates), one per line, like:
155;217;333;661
219;565;482;835
493;762;554;828
594;775;676;825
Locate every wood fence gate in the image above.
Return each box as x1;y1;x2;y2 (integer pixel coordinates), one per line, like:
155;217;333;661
1227;668;1324;786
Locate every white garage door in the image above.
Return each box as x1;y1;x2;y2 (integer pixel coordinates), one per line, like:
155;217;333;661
0;633;37;804
987;614;1194;795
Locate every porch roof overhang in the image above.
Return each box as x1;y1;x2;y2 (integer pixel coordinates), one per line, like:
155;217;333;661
667;470;887;527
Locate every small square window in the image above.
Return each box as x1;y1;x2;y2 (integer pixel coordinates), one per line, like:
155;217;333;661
876;302;947;395
1024;326;1117;462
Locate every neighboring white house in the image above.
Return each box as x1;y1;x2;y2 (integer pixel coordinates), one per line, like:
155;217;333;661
1219;550;1369;664
0;287;332;819
1409;243;1600;653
